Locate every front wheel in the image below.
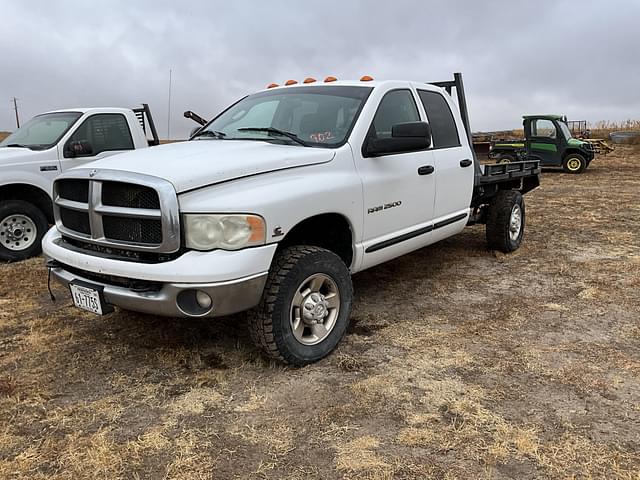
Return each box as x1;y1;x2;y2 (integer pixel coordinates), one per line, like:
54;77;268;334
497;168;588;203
563;153;587;174
0;200;49;262
248;246;353;366
486;190;525;253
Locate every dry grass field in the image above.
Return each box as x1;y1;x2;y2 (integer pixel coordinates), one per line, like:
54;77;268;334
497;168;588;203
1;147;639;479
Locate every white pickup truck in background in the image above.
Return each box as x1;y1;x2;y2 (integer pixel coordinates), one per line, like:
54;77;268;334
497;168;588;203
43;73;540;365
0;105;158;261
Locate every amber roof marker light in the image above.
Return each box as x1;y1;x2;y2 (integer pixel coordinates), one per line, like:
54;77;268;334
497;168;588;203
266;83;279;89
284;79;298;86
360;75;374;81
324;76;338;82
303;77;316;84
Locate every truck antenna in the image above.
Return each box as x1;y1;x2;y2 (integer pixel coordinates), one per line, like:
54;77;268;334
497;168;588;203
12;97;20;128
167;69;172;141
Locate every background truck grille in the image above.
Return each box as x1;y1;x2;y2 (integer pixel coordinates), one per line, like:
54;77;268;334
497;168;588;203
54;171;180;254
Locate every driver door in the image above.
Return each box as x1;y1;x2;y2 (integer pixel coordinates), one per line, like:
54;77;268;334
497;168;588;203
527;118;561;166
59;113;136;171
354;88;436;270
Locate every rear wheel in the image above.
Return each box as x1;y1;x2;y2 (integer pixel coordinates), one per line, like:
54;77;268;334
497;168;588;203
0;200;48;262
486;190;525;253
248;246;353;366
563;153;586;174
496;153;516;164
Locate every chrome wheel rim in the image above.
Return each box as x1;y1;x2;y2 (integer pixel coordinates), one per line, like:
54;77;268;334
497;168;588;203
1;214;37;251
509;204;522;241
290;273;340;346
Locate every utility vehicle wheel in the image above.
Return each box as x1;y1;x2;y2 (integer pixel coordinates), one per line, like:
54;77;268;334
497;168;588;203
497;153;515;164
0;201;48;262
486;190;525;253
248;246;353;366
563;153;586;174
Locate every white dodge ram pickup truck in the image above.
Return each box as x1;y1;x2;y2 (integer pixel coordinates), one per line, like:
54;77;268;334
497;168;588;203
0;105;158;261
43;74;540;365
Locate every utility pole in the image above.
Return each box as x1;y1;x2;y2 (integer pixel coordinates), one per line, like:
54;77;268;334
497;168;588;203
12;97;20;128
167;69;172;141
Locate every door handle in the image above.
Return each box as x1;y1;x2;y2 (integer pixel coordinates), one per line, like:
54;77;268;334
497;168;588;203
418;165;434;175
460;159;473;167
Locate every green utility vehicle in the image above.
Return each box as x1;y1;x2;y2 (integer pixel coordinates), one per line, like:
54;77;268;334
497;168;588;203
489;115;595;173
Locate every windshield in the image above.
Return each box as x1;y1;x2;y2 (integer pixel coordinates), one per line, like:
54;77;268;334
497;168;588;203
0;112;82;150
196;85;373;147
558;121;573;140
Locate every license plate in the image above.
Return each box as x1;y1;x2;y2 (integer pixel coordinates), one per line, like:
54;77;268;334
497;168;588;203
70;281;105;315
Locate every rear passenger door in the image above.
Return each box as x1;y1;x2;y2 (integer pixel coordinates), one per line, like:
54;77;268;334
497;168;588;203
59;113;136;171
417;89;474;230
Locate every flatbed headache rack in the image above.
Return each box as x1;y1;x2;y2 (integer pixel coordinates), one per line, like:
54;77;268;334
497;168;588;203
132;104;160;146
429;73;540;208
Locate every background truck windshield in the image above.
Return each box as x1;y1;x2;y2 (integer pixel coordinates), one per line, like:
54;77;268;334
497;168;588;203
0;112;82;150
199;85;372;146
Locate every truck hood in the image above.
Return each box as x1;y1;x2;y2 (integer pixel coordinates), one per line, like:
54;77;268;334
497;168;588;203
82;140;335;193
0;146;41;164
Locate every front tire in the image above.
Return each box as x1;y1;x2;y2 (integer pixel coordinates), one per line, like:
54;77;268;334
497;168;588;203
486;190;525;253
563;153;586;174
0;200;49;262
248;246;353;366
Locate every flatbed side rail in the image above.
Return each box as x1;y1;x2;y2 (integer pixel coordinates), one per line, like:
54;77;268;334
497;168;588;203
480;160;540;184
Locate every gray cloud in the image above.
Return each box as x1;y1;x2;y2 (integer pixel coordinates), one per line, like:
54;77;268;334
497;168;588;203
2;0;639;137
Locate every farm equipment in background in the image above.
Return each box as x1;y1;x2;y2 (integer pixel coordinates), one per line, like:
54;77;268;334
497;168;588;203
488;114;602;174
566;119;615;155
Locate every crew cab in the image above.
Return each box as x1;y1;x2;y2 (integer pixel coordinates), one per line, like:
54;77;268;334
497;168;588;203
43;74;540;365
0;105;158;261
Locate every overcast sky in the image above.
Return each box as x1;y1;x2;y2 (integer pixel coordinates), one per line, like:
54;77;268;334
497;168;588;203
2;0;639;138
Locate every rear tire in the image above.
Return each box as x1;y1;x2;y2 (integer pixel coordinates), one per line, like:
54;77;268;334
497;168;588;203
0;200;48;262
563;153;586;174
496;153;516;164
486;190;525;253
248;246;353;366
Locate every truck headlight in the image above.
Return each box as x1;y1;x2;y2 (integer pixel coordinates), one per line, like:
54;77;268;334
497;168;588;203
183;214;266;251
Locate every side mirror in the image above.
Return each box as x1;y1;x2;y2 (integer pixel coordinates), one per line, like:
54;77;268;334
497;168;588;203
366;122;431;157
65;140;93;158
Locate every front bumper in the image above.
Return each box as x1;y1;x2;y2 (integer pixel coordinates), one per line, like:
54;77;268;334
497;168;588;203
43;228;276;318
49;265;267;318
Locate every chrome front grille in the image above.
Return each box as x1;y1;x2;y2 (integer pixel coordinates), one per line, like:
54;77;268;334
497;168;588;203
53;169;180;253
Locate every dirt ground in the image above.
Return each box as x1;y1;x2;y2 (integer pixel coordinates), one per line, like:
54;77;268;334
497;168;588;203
1;147;639;479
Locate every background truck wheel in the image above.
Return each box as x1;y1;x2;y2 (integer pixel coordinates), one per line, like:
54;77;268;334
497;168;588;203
496;153;515;164
563;153;586;174
248;245;353;366
486;190;525;253
0;200;49;262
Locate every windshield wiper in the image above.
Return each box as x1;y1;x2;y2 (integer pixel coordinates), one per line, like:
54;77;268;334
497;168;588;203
5;143;31;149
192;130;227;139
237;127;310;146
